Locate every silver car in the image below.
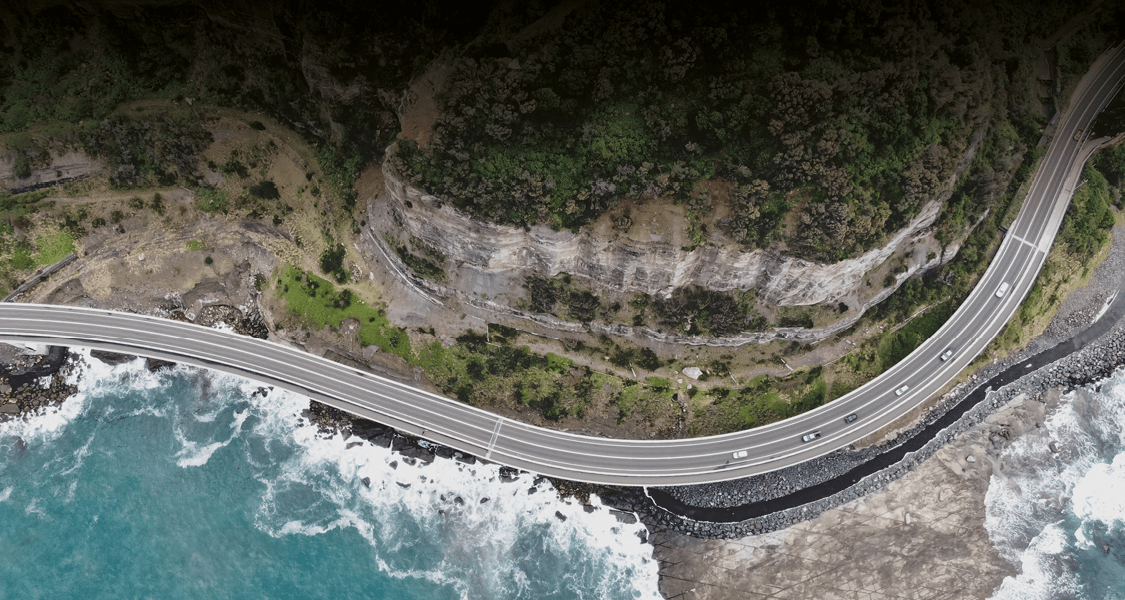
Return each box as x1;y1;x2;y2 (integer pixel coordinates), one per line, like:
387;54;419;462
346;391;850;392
895;384;910;396
801;431;821;443
940;348;954;362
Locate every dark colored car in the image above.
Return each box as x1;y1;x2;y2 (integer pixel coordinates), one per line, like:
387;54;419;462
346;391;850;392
844;413;858;424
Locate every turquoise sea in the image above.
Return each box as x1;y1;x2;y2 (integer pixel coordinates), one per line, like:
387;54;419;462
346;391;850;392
987;370;1125;600
0;352;660;599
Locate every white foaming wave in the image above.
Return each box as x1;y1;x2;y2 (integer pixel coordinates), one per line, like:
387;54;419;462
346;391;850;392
0;379;88;446
33;351;660;599
64;478;78;504
0;347;149;442
1071;451;1125;549
990;523;1079;600
173;408;250;468
0;486;11;502
56;431;96;476
986;371;1125;600
25;497;44;518
245;385;661;600
269;509;460;592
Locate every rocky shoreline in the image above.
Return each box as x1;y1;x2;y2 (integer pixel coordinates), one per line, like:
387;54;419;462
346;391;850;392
5;219;1125;550
300;398;642;521
610;222;1125;539
5;275;1125;540
0;346;79;420
293;309;1125;542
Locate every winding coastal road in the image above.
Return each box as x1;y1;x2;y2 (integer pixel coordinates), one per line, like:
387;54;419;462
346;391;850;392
2;44;1124;487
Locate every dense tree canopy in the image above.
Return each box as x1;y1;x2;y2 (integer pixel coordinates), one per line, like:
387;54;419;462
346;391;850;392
398;0;1117;261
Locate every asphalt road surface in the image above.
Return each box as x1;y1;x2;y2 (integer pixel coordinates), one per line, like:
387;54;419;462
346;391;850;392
1;44;1123;486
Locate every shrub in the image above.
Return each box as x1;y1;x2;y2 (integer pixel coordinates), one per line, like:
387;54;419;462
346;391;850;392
13;154;30;179
194;187;228;213
249;180;280;200
319;242;348;283
204;256;213;264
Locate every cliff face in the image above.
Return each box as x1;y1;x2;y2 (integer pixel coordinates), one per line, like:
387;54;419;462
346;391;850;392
376;141;975;308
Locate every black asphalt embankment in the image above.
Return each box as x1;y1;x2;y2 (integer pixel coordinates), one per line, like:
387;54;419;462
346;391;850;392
649;283;1125;523
3;345;69;389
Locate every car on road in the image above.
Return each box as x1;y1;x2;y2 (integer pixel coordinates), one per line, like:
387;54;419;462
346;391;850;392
1075;129;1083;140
801;431;821;443
844;413;858;424
895;384;910;396
732;450;748;459
940;348;955;361
996;282;1010;298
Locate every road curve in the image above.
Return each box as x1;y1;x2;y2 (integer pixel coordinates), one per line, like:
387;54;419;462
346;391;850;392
1;44;1123;487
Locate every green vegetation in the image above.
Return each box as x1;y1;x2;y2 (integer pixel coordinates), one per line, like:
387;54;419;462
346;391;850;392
249;180;280;200
5;2;1124;438
277;264;410;356
522;273;767;336
151;193;166;216
0;189;53;234
384;234;446;283
843;303;956;379
413;327;677;424
317;146;363;210
32;231;74;266
1059;164;1116;259
0;3;498;182
392;0;1121;265
319;242;349;284
194;187;228;213
695;369;830;433
653;286;766;336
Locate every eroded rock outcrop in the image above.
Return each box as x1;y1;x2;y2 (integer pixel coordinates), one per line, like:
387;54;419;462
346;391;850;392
371;139;976;323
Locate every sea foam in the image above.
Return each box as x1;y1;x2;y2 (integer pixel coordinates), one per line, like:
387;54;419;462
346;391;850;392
244;381;661;599
1;346;661;600
986;372;1125;599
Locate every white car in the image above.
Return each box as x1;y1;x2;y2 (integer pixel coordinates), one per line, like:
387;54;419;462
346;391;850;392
996;282;1010;298
940;348;954;362
801;431;821;443
732;450;748;459
895;384;909;396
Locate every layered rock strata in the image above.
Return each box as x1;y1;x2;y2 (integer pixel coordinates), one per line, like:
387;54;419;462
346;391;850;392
369;138;978;345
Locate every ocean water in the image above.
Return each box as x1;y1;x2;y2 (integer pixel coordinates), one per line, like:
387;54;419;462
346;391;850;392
986;370;1125;600
0;351;660;600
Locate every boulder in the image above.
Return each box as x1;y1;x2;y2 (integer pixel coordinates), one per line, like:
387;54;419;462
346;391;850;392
610;509;638;524
90;349;137;365
682;367;703;380
145;357;176;372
